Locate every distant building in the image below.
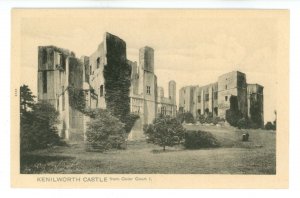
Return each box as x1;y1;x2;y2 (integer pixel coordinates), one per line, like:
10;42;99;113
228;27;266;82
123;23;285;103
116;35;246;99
179;71;264;127
37;32;176;141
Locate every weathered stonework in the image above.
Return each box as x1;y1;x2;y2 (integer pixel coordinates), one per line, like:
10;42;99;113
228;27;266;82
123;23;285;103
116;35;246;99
37;32;177;141
37;46;86;141
179;71;264;127
128;46;177;139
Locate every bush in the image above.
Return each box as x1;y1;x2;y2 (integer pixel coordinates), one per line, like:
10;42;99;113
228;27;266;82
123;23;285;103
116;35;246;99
198;115;206;124
176;112;185;123
85;109;126;152
184;130;220;149
176;112;195;124
144;116;186;151
213;117;225;125
205;115;214;124
20;101;61;152
265;122;276;130
197;114;224;125
184;112;195;123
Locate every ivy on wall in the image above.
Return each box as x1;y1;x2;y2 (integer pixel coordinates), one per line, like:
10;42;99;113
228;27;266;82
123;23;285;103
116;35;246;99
103;35;131;120
68;86;86;113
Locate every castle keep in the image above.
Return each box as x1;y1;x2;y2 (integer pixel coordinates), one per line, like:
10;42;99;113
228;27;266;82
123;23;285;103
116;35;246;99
37;32;177;141
179;71;264;127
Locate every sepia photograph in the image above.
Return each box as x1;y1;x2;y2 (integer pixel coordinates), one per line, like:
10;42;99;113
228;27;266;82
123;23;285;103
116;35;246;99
11;9;289;188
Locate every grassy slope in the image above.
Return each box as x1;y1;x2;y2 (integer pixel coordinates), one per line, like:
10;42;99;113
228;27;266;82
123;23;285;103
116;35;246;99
21;125;276;174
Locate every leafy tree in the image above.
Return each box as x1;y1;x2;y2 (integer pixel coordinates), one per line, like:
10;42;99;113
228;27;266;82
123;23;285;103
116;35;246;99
144;116;186;151
85;109;126;151
20;101;61;152
20;84;35;114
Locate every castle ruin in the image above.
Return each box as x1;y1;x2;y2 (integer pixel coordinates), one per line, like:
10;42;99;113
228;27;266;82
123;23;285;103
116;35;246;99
37;32;177;141
179;71;264;127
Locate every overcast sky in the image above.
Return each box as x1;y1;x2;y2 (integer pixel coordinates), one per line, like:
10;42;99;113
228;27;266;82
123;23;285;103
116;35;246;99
19;10;282;123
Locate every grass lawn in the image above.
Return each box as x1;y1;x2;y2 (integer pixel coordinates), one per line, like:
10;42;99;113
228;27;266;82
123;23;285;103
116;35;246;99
20;125;276;174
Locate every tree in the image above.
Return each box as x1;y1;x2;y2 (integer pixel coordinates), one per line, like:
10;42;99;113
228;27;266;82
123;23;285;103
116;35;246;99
20;84;35;114
143;116;186;151
85;109;126;151
20;101;61;152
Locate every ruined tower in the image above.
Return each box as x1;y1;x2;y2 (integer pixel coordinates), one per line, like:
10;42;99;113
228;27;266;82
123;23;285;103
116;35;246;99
217;71;248;119
138;46;157;125
179;71;264;127
37;46;85;140
88;32;131;119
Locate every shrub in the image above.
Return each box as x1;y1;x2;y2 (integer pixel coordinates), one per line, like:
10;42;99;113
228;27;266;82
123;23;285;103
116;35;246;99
212;117;225;125
85;109;126;151
198;115;206;124
144;116;186;151
265;122;276;130
197;114;224;125
184;130;220;149
20;101;61;152
205;115;214;124
184;112;195;123
176;112;185;123
176;112;195;124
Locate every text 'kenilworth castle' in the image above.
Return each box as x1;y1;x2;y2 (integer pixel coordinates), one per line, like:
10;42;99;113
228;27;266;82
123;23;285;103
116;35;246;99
37;32;264;141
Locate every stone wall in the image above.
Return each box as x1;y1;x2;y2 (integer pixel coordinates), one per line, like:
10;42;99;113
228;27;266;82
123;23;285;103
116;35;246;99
37;46;86;141
217;71;247;119
89;42;106;109
179;71;263;125
38;33;178;142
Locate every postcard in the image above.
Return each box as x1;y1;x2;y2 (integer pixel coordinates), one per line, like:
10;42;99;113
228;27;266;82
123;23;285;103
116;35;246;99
11;9;289;188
